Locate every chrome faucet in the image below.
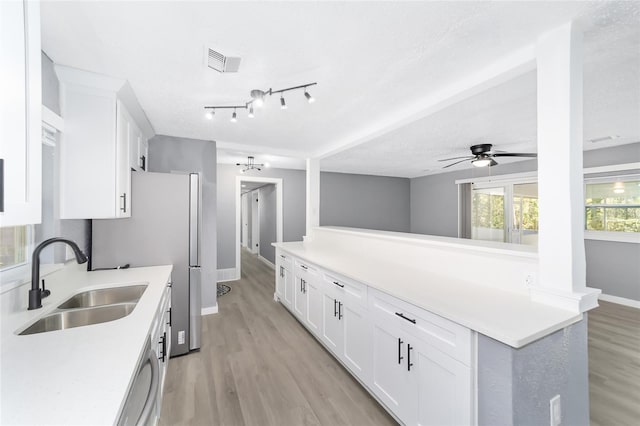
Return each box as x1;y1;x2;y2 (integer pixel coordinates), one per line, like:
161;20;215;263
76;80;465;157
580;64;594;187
29;237;88;310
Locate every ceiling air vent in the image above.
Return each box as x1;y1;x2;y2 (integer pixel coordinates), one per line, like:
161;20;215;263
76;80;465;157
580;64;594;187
206;47;241;73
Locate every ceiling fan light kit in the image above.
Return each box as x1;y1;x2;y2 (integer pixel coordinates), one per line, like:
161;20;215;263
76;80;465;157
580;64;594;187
204;82;317;121
440;144;537;169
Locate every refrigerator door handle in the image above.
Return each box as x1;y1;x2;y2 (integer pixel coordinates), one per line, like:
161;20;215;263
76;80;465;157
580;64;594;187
189;267;202;350
189;173;201;267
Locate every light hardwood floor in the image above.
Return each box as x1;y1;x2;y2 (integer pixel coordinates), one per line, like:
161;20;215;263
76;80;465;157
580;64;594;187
589;300;640;426
160;249;640;426
159;249;396;426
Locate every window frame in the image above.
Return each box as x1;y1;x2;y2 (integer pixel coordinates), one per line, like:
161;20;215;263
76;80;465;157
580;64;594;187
584;174;640;244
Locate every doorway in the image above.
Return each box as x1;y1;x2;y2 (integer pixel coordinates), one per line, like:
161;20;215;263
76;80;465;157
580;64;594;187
235;176;283;280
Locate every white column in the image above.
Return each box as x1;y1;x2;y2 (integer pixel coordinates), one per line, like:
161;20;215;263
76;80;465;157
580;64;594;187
306;158;320;237
534;22;599;311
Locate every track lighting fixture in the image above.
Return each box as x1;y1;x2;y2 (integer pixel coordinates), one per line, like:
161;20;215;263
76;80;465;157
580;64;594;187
305;90;315;103
236;156;264;173
204;82;317;122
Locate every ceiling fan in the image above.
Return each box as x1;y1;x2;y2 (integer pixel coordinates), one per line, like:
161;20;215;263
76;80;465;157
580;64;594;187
439;144;537;168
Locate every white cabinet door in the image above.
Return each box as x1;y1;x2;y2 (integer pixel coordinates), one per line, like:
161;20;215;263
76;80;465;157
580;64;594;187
322;292;342;354
115;101;131;218
283;267;293;308
371;320;410;422
276;265;285;299
342;301;370;381
409;340;472;426
305;276;323;336
293;274;307;320
128;118;140;171
0;0;41;226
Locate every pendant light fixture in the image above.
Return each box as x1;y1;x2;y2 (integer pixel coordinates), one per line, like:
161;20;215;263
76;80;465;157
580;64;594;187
236;156;265;173
204;82;316;121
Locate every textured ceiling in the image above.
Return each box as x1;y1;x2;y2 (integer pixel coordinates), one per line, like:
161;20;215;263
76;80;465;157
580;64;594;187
40;1;640;175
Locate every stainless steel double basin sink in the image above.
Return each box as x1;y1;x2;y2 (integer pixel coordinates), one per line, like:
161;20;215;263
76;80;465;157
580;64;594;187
19;285;147;335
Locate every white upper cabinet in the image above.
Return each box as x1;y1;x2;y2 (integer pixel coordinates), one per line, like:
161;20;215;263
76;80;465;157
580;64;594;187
56;66;152;219
0;0;42;226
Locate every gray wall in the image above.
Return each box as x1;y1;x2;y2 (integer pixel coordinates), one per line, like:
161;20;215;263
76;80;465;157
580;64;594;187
320;172;411;232
34;51;90;263
478;319;589;426
217;164;306;270
148;135;217;309
409;143;640;301
259;184;277;264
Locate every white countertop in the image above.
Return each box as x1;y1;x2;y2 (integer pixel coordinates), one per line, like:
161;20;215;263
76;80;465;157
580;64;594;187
274;241;582;348
0;263;172;425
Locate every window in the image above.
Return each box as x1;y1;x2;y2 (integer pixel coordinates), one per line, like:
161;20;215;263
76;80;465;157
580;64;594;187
470;181;539;246
585;178;640;240
0;225;32;270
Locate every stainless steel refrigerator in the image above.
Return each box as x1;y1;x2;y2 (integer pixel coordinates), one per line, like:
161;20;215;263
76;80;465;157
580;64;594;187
91;171;201;356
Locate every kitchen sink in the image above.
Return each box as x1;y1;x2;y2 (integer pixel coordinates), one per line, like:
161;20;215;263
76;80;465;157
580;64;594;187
19;303;137;335
57;284;147;309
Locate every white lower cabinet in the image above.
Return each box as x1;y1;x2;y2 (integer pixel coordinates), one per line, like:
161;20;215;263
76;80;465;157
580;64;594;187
305;277;323;336
410;339;472;426
274;248;473;426
275;254;293;309
371;321;412;417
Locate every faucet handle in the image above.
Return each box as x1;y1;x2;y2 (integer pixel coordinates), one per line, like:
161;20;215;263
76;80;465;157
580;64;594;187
41;279;51;298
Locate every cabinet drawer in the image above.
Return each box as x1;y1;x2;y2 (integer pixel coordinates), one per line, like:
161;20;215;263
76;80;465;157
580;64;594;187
323;272;367;308
294;259;318;279
276;251;293;271
369;288;471;365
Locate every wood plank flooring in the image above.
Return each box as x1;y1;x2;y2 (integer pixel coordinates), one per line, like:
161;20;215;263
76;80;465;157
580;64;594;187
160;249;640;426
589;300;640;426
159;250;396;426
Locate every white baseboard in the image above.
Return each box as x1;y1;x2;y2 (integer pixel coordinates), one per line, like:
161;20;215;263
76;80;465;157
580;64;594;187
202;304;218;315
217;268;238;282
258;255;275;269
598;293;640;309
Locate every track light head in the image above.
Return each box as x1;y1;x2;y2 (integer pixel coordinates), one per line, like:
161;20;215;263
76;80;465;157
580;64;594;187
231;109;237;123
205;109;214;120
280;96;287;110
251;89;266;107
304;90;315;103
248;105;254;118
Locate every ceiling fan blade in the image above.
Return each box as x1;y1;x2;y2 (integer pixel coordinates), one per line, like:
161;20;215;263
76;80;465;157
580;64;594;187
492;153;537;158
438;155;474;162
443;158;472;169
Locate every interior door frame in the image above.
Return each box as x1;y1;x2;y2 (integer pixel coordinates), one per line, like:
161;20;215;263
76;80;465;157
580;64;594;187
235;176;283;280
251;189;260;254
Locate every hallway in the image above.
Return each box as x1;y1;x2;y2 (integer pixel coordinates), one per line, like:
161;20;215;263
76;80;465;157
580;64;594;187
159;249;396;425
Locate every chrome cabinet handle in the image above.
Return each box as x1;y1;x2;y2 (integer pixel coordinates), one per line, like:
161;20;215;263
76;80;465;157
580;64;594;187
120;193;127;212
333;281;344;288
398;338;404;364
338;301;343;320
334;299;338;317
407;344;414;371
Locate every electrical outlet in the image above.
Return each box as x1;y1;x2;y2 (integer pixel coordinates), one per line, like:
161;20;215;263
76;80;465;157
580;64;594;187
525;272;536;288
178;330;185;345
550;394;561;426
